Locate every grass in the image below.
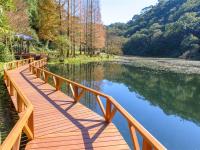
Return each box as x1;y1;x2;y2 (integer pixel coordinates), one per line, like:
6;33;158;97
0;62;5;75
48;54;118;64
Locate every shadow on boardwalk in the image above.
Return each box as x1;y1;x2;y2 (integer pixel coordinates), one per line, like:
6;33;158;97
20;68;109;150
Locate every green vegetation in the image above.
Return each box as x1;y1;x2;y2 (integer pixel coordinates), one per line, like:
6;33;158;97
0;0;105;62
105;23;127;55
0;62;4;72
0;42;13;62
49;53;117;64
2;0;200;61
107;0;200;59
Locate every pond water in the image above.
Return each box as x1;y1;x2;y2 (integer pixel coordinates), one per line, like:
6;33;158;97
47;62;200;150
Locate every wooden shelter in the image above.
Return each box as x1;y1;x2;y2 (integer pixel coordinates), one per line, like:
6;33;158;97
14;34;33;55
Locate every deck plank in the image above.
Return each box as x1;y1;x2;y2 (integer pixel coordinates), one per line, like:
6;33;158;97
7;65;130;150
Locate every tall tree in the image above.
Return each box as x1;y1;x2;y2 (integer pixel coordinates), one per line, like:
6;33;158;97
38;0;59;49
85;0;105;55
26;0;39;32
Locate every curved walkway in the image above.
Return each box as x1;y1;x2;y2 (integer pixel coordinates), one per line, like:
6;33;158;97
7;65;129;150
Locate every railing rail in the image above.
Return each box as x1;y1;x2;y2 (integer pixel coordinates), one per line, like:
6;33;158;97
30;58;167;150
1;58;34;150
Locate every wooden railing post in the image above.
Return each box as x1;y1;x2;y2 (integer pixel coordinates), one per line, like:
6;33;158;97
33;67;36;75
29;64;31;72
28;112;34;138
9;63;12;70
17;93;24;113
12;133;22;150
96;95;106;118
24;111;34;140
69;84;79;102
106;99;111;123
10;82;14;96
31;66;33;74
36;69;41;78
55;77;61;91
44;72;49;83
29;58;33;63
16;62;19;68
74;85;78;101
7;78;10;87
129;123;140;150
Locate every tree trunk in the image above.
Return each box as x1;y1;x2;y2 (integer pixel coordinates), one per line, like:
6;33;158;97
45;40;49;50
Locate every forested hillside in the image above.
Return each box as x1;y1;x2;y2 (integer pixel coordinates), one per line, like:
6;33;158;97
107;0;200;59
0;0;105;61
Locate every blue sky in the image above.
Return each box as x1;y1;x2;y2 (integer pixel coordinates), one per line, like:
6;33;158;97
101;0;158;25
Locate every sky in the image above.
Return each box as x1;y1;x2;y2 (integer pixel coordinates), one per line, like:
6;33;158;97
101;0;158;25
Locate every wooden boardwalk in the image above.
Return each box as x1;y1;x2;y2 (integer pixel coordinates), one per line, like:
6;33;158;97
6;65;130;150
1;58;166;150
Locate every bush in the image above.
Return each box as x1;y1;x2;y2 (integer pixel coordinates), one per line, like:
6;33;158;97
0;42;14;62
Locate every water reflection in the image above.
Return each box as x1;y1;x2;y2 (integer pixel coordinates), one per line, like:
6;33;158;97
48;62;200;150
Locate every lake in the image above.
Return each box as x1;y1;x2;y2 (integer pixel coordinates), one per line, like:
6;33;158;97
47;61;200;150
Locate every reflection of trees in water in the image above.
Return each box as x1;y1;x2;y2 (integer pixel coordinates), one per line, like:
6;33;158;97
105;64;200;125
48;62;200;125
48;62;104;111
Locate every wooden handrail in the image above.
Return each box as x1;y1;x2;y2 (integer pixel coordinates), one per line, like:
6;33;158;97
1;58;34;150
3;58;34;71
30;58;167;150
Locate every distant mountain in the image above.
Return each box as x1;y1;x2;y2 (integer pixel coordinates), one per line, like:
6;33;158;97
106;0;200;59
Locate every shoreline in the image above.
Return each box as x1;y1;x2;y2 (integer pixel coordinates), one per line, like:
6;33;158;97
48;54;116;64
115;56;200;74
46;54;200;74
